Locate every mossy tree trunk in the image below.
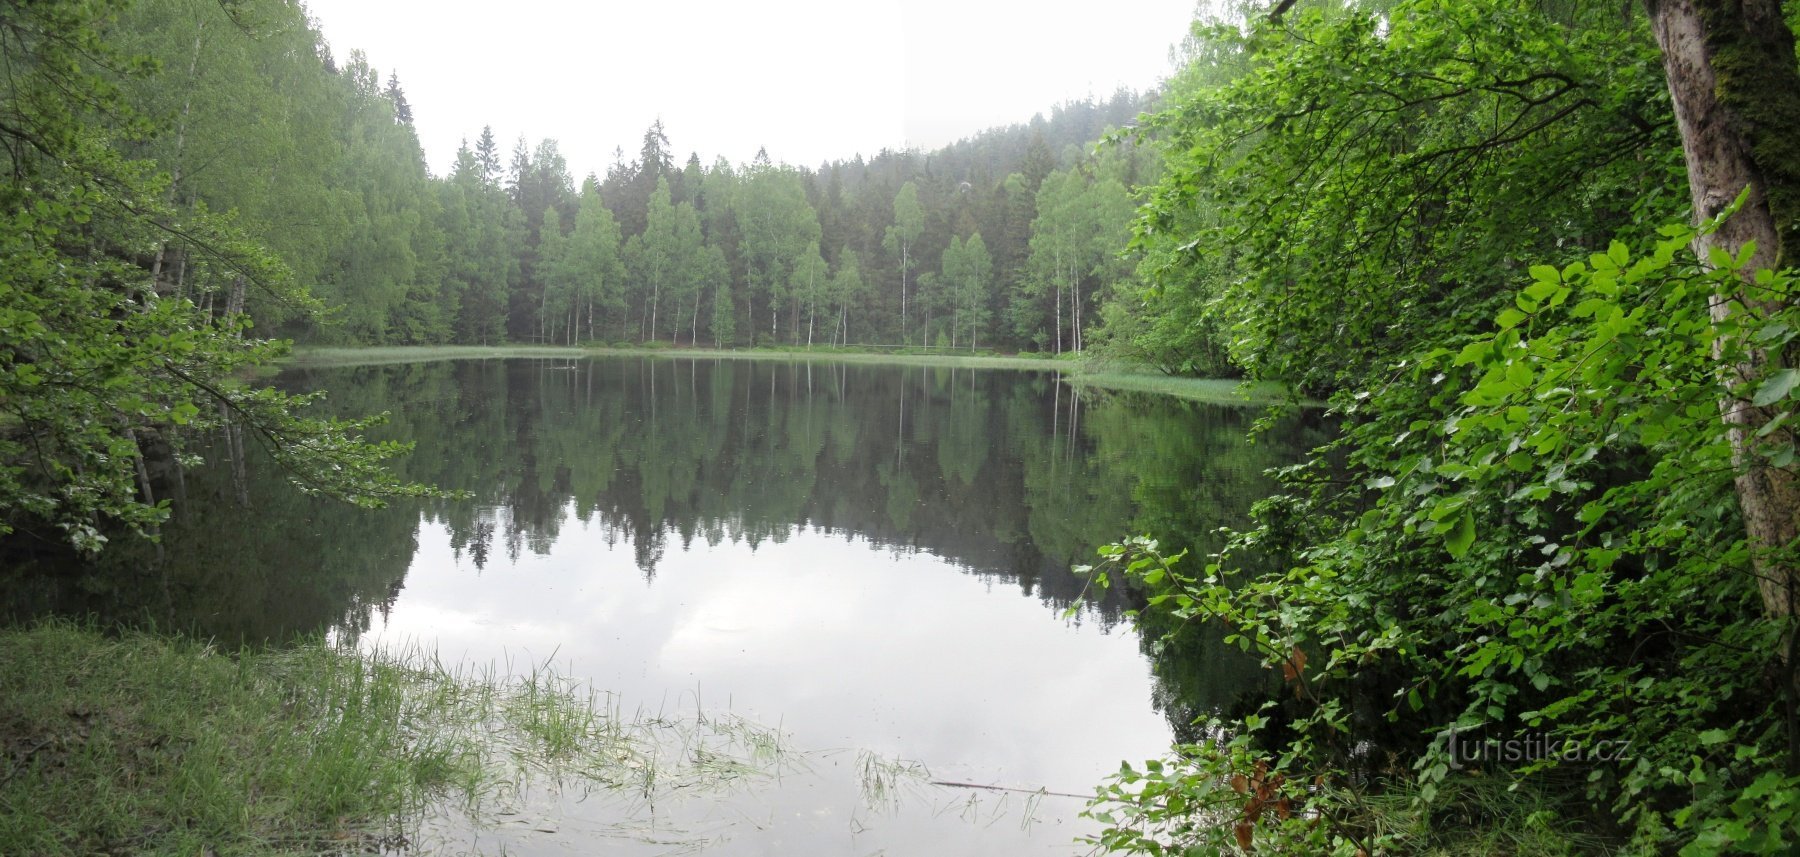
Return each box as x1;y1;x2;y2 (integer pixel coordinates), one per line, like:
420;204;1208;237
1648;0;1800;623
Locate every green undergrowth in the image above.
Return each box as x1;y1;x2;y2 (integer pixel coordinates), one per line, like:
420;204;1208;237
0;622;794;856
1346;774;1618;856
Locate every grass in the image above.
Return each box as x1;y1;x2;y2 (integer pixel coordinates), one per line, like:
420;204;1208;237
1060;369;1297;405
281;344;591;368
0;622;796;856
1341;773;1620;856
283;344;1306;405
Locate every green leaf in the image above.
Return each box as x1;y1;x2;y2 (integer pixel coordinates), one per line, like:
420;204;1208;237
1608;240;1629;267
1736;241;1758;268
1757;412;1791;439
1707;245;1734;270
1456;340;1493;366
1523;280;1558;302
1445;510;1476;558
1754;321;1791;344
1753;369;1800;407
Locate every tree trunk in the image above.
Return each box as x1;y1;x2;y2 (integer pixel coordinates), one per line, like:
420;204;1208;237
650;278;660;344
224;275;246;334
152;19;206;293
901;242;909;345
1648;0;1800;623
1067;271;1078;353
173;250;188;304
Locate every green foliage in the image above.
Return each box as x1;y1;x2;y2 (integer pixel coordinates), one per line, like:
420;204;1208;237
737;162;821;343
69;0;1160;356
884;181;925;343
0;0;450;551
1022;168;1135;355
1083;217;1800;853
1109;0;1678;391
1063;2;1800;852
940;232;994;350
441;134;519;345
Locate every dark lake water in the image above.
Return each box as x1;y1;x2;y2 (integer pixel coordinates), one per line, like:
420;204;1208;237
2;356;1328;854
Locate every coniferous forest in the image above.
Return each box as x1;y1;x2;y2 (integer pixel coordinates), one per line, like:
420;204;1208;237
8;0;1800;854
47;0;1157;356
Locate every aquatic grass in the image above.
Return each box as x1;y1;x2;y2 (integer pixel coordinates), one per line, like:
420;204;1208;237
1061;370;1302;405
1;621;1068;854
0;622;467;856
502;655;606;762
854;749;931;811
0;622;806;856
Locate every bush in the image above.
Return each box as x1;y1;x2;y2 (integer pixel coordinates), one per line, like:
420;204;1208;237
1081;222;1800;855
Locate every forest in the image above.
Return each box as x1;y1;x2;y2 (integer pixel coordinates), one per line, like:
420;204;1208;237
6;0;1800;854
49;0;1158;358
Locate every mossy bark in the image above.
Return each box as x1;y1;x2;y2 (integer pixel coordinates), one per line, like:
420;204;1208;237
1647;0;1800;623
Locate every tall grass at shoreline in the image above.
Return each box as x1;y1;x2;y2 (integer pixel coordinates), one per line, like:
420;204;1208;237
0;623;796;856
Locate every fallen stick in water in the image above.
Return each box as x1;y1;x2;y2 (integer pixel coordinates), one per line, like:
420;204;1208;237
929;780;1090;800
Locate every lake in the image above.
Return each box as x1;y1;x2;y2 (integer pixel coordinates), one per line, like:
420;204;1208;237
1;356;1327;854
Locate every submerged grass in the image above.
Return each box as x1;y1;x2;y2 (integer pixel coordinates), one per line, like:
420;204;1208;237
284;344;1304;405
0;622;796;856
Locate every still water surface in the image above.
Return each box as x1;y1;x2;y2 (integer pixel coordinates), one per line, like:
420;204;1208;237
4;357;1327;854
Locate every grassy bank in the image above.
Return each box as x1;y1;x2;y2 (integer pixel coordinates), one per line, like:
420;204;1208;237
281;344;593;367
284;344;1298;405
1059;370;1274;403
0;623;791;856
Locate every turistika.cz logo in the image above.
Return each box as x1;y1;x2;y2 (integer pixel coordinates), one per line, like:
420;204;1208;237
1443;728;1633;770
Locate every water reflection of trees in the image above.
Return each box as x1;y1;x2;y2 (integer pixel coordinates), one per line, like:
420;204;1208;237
304;359;1321;617
3;356;1330;731
0;432;418;647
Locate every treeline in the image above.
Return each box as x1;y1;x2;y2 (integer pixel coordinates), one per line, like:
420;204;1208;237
115;0;1153;353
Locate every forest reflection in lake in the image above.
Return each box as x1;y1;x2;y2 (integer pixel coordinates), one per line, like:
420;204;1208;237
2;356;1329;854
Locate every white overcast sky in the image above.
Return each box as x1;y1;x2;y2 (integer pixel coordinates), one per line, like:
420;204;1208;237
299;0;1202;180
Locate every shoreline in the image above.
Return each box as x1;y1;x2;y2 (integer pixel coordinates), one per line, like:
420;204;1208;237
281;344;1304;405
